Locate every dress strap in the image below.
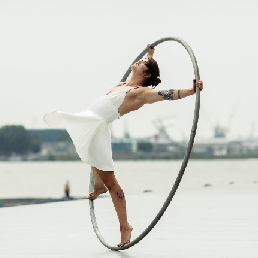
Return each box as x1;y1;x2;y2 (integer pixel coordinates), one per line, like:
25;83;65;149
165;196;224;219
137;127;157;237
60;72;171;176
105;85;140;95
104;83;126;95
125;86;140;93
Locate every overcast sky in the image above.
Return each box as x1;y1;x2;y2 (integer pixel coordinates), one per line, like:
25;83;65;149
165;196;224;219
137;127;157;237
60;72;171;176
1;0;257;141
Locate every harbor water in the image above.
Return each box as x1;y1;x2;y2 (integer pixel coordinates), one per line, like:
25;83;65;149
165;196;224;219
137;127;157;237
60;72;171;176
0;159;257;199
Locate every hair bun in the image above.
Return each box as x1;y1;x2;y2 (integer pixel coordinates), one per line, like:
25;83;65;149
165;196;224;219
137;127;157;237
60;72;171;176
144;58;161;88
153;77;161;87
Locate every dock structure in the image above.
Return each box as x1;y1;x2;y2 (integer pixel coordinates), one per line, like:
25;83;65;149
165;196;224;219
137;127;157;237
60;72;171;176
0;183;257;257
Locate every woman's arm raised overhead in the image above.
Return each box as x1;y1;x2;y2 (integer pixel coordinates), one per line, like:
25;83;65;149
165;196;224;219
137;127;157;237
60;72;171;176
147;44;155;59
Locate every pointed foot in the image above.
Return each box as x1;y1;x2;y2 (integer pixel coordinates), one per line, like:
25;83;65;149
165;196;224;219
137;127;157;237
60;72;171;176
87;187;108;200
117;224;133;247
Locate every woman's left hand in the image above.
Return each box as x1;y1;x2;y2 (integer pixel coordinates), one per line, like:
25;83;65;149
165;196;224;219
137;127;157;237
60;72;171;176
193;79;203;92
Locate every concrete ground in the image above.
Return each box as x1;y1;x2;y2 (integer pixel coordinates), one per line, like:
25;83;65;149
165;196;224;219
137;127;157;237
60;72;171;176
0;185;257;258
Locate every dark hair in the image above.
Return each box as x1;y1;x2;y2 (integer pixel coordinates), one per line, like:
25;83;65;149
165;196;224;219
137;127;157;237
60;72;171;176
143;58;161;88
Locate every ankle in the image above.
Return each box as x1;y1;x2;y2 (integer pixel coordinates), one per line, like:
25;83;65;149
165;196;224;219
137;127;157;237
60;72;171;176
120;223;132;231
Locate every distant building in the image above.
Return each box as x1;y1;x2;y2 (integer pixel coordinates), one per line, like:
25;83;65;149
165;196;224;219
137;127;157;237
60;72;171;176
26;129;258;161
41;141;78;160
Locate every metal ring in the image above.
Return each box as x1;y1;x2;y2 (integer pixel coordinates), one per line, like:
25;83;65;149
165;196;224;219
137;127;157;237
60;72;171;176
89;36;201;250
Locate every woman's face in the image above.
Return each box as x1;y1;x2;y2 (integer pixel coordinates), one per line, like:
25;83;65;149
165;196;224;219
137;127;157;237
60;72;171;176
131;58;149;75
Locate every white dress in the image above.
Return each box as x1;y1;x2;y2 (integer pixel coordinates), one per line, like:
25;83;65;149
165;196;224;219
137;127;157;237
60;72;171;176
43;86;135;171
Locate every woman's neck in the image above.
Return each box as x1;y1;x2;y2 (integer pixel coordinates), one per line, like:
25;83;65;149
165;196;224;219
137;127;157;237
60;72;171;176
126;75;144;86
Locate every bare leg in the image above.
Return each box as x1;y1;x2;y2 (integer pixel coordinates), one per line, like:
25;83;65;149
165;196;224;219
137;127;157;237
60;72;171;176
94;167;133;247
87;167;108;200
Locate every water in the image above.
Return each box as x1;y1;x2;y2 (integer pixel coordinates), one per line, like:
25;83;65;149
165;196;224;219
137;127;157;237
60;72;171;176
0;160;257;198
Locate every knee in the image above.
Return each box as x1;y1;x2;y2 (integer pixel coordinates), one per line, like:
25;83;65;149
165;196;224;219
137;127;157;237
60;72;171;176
104;179;117;191
103;177;124;198
106;182;124;198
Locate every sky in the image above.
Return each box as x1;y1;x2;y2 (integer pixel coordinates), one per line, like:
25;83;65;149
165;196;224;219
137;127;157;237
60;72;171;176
0;0;258;141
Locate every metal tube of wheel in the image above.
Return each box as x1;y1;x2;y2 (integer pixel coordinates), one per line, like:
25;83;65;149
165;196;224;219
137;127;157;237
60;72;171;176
89;36;201;251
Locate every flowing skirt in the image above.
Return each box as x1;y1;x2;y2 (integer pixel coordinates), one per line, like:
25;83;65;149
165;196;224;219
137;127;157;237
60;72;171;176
43;110;114;171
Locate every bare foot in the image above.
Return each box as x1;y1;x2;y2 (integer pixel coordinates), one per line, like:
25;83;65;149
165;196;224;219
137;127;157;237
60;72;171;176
117;224;133;247
87;186;108;200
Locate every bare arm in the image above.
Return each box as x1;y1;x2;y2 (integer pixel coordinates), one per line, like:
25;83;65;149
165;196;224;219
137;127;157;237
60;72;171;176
142;80;203;104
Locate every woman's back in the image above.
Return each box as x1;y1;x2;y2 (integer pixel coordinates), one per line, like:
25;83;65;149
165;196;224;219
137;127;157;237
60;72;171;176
106;85;150;117
87;85;143;123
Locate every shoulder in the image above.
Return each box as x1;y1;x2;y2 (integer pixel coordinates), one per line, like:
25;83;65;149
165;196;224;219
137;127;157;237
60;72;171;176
125;86;162;104
135;86;152;93
127;87;159;103
117;82;126;86
126;86;151;97
139;87;158;95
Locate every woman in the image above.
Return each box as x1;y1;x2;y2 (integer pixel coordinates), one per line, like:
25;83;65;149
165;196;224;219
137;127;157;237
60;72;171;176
44;45;203;247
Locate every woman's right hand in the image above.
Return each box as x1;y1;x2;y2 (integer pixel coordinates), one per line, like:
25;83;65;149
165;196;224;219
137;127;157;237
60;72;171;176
147;44;154;59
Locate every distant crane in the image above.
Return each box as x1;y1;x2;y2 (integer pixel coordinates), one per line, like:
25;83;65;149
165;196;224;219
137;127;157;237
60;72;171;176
202;101;239;138
152;114;175;140
123;120;130;138
213;124;228;138
249;122;256;140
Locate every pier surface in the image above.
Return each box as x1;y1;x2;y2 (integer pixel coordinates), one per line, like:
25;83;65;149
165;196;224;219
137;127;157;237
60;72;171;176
0;184;257;257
